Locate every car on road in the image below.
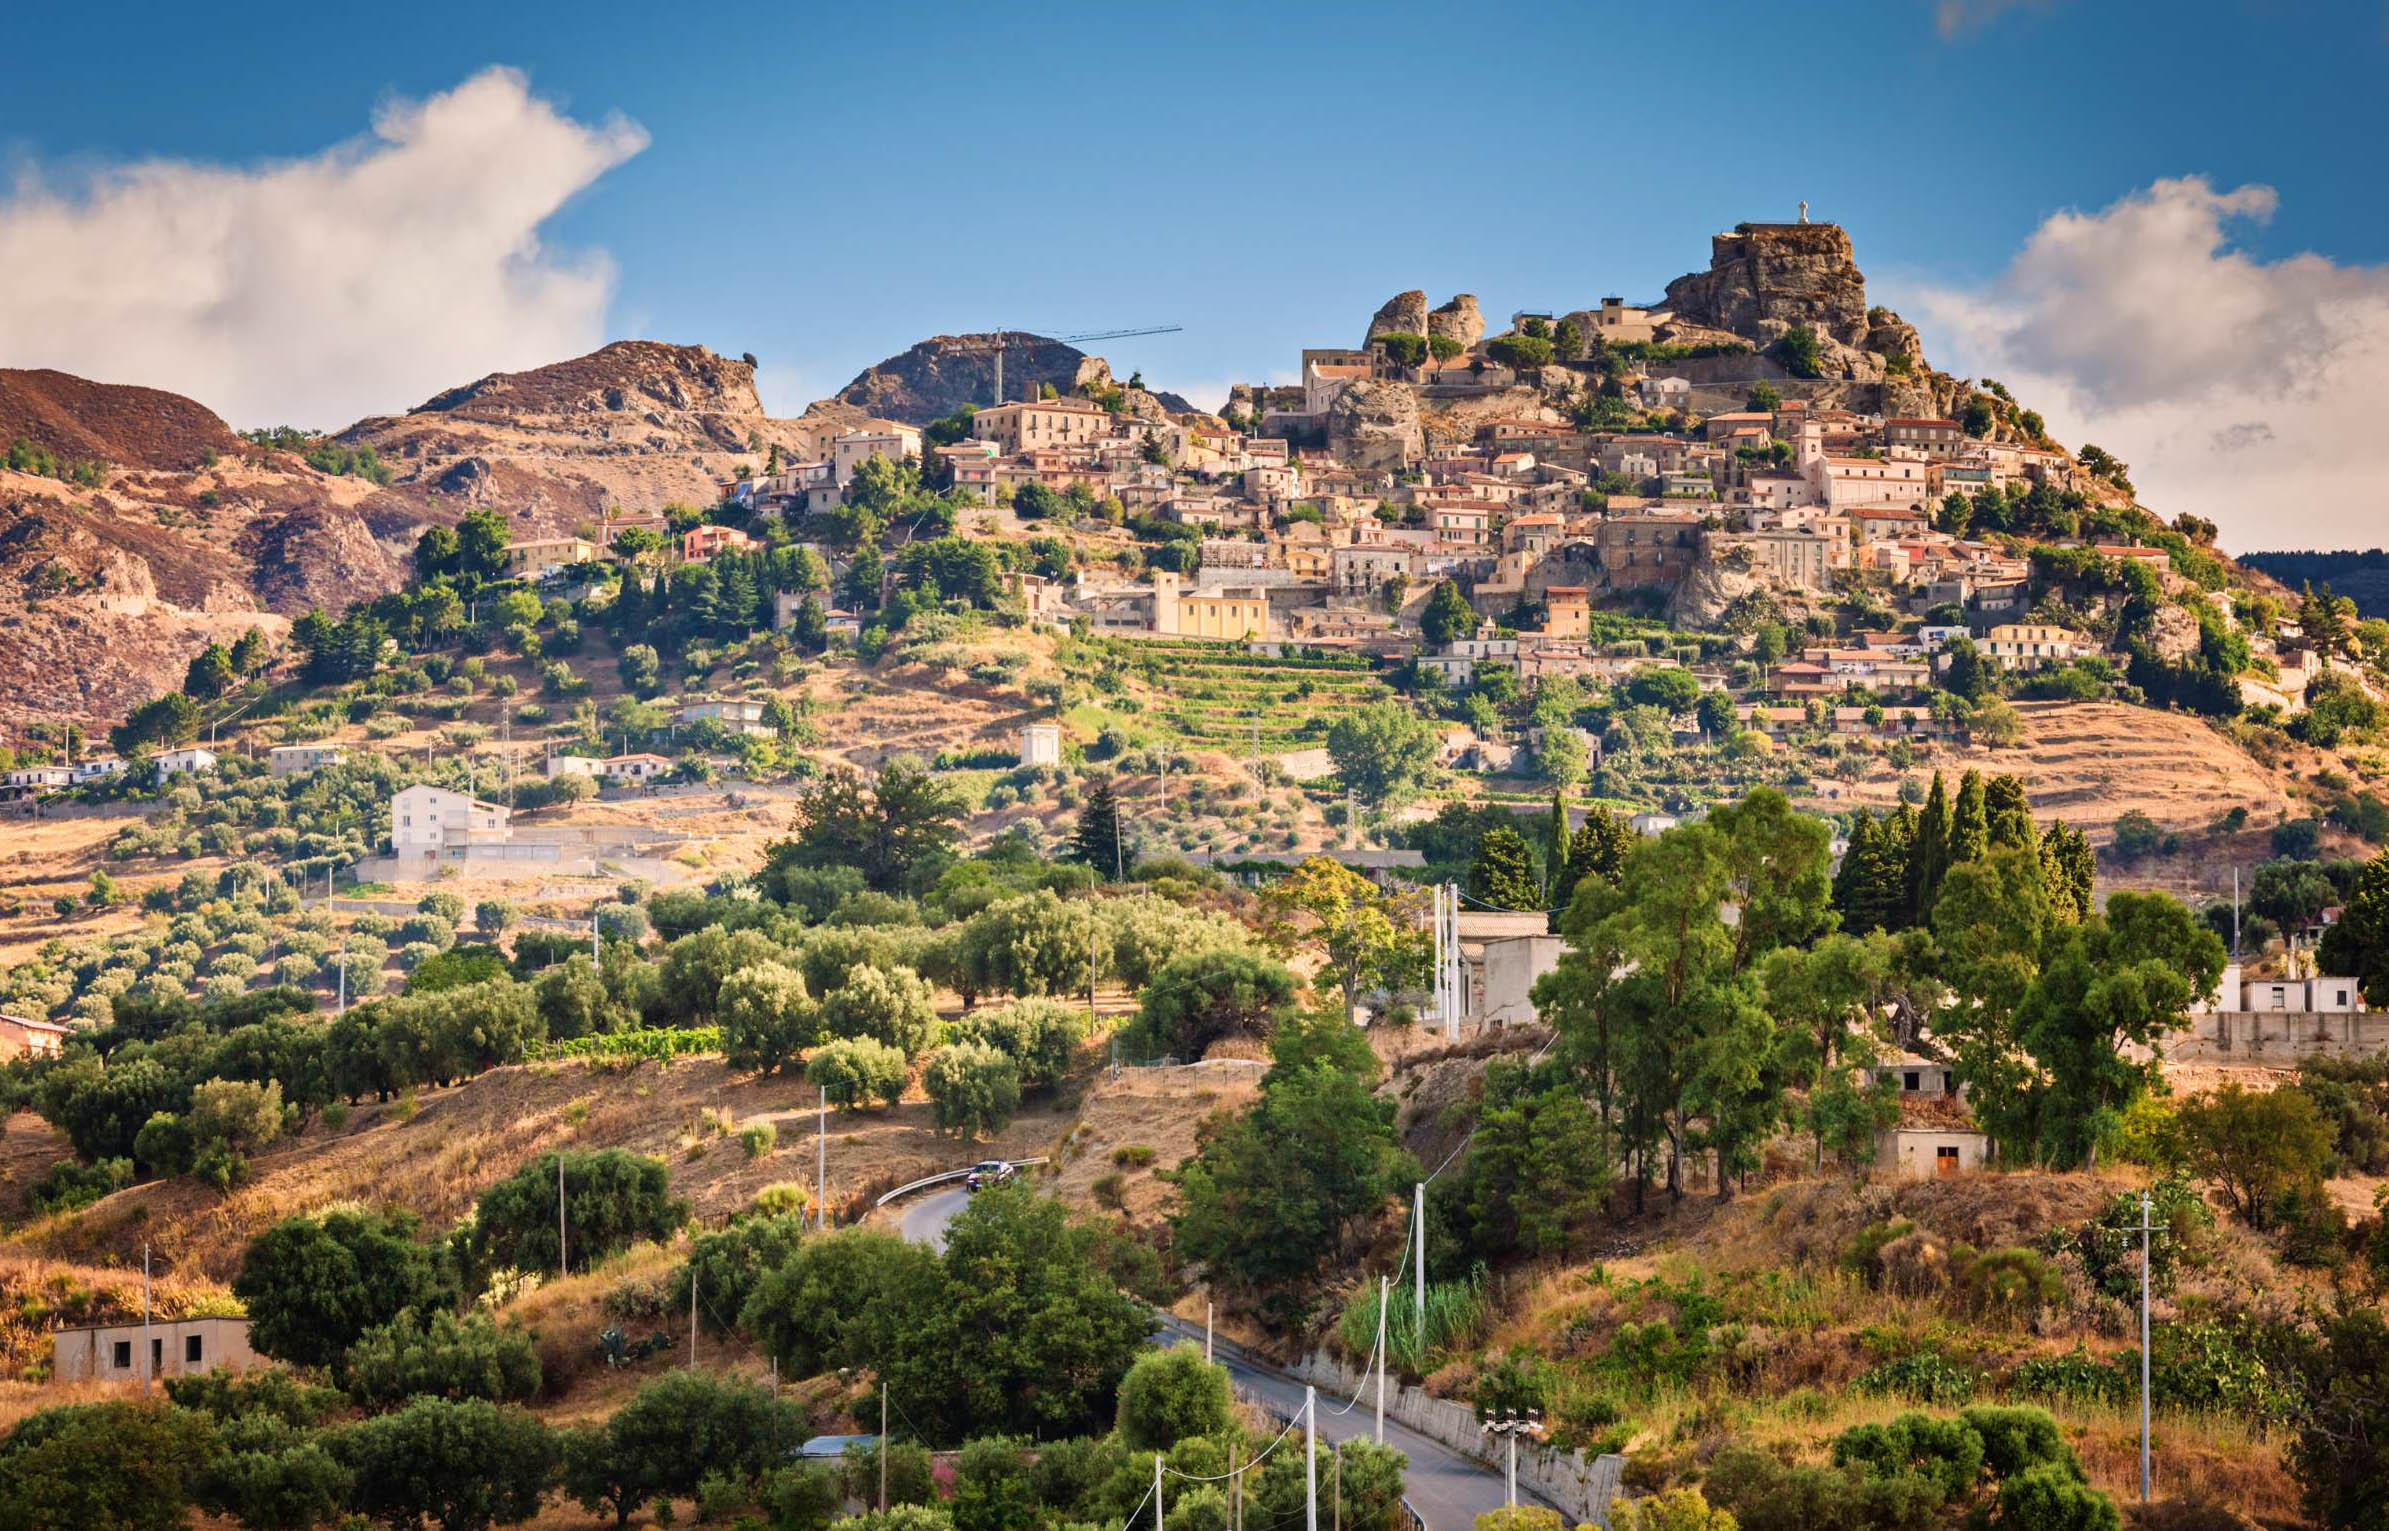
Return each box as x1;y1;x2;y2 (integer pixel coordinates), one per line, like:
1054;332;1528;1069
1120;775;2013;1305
965;1160;1016;1192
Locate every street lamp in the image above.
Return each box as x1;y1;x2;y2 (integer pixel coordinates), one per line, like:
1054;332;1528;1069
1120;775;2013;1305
1478;1407;1543;1507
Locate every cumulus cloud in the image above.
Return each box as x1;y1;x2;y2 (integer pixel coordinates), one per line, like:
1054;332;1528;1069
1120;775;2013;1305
0;67;647;429
1909;177;2389;551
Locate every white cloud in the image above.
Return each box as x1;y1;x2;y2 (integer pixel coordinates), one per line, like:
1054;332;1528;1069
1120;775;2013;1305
1908;177;2389;552
1932;0;2057;38
0;67;646;429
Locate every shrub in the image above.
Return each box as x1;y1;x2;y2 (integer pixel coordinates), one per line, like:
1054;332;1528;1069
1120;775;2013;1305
1115;1343;1233;1450
808;1037;909;1112
740;1122;777;1160
923;1043;1022;1139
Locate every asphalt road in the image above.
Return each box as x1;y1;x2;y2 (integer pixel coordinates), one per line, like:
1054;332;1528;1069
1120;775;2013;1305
898;1186;1552;1531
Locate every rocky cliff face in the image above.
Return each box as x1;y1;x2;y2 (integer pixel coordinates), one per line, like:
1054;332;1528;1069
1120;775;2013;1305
0;376;428;731
1428;295;1484;347
1365;292;1429;344
1327;380;1423;473
341;341;826;523
1662;222;1874;347
832;334;1099;425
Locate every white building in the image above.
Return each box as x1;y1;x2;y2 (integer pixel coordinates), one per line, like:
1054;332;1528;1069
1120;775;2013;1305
544;755;603;779
267;744;347;778
390;785;510;860
154;747;218;781
1019;724;1062;768
1876;1127;1993;1179
70;757;125;784
604;753;671;784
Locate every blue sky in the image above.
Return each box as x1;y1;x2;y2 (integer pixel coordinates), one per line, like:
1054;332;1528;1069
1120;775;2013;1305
4;0;2387;546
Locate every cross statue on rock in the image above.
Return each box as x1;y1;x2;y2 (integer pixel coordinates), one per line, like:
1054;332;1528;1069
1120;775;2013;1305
1798;200;1809;223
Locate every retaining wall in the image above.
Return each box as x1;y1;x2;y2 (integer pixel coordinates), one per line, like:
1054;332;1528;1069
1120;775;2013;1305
1286;1352;1625;1527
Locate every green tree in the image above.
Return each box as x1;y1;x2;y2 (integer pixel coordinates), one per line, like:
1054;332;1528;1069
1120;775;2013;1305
1745;382;1782;412
1259;858;1423;1012
1775;325;1823;378
2019;892;2225;1168
1129;950;1299;1059
183;643;238;701
1625;667;1701;714
924;1043;1022;1138
1331;702;1439;812
0;1400;219;1531
2320;851;2389;1005
888;1186;1148;1442
560;1371;792;1527
1907;772;1952;924
233;1210;452;1371
468;1149;687;1280
2286;1307;2389;1531
1073;777;1125;880
1553;808;1634;914
2177;1082;2334;1229
820;964;939;1057
331;1397;555;1531
1452;1056;1613;1259
1420;582;1479;646
667;1213;809;1340
1171;1061;1404;1298
1950;770;1990;865
345;1310;541;1408
1468;826;1543;910
719;960;818;1077
1942;638;1989;702
766;760;965;894
809;1036;910;1112
1115;1344;1234;1451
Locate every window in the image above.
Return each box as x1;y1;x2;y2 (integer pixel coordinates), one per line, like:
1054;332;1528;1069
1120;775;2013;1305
186;1334;204;1364
1903;1071;1921;1092
113;1340;133;1370
153;1338;164;1371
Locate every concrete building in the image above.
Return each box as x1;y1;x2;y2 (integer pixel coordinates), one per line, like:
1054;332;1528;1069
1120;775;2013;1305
154;747;218;781
53;1316;258;1384
678;699;774;738
604;753;672;784
390;785;510;865
267;744;348;778
500;537;597;581
1019;724;1062;768
0;1013;71;1061
1876;1127;1993;1179
544;755;603;779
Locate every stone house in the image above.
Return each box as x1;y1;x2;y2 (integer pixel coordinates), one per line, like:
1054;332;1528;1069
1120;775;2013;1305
54;1316;258;1385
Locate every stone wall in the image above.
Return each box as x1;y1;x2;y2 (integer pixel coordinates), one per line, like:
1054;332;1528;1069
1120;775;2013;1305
2162;1011;2389;1062
1285;1351;1627;1527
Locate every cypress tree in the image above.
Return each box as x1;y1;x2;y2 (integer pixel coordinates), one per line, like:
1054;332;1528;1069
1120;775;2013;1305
1544;791;1570;897
1950;770;1991;865
1073;777;1124;879
1469;826;1543;910
1906;772;1951;925
1984;773;2035;849
1565;807;1635;896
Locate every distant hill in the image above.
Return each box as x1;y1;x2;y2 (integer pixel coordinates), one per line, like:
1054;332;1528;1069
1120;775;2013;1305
2239;549;2389;617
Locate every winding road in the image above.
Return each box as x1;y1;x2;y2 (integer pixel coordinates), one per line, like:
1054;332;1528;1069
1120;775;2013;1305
896;1185;1557;1531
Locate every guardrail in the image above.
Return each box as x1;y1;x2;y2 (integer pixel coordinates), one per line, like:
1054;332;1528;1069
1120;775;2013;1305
874;1156;1050;1207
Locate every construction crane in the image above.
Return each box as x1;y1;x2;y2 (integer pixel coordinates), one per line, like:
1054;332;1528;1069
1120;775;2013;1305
977;324;1182;406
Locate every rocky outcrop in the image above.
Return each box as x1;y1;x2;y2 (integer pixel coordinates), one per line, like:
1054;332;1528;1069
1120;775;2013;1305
1670;547;1768;629
2144;603;2205;665
832;333;1091;425
1365;291;1429;344
1663;222;1873;348
1864;309;1927;373
341;341;835;521
1326;380;1422;473
1428;295;1484;347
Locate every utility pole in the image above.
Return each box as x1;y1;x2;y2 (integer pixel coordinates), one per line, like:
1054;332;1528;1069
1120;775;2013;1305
818;1087;830;1232
2139;1190;2158;1504
1154;1454;1165;1531
336;938;349;1015
1333;1445;1342;1531
1413;1183;1426;1338
689;1268;699;1367
1228;1440;1241;1531
879;1385;890;1513
557;1155;568;1278
1086;898;1100;1035
141;1242;152;1397
1114;795;1125;882
1374;1275;1389;1443
1480;1409;1542;1507
1205;1299;1214;1363
1304;1387;1318;1531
